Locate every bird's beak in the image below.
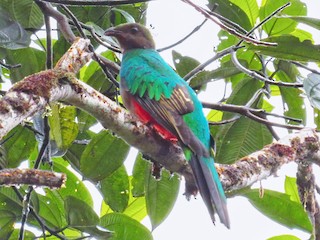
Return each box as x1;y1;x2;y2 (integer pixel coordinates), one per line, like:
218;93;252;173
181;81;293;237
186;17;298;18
104;27;121;37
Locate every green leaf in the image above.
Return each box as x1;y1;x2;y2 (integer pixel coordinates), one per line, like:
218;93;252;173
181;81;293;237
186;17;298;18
8;229;35;240
100;165;130;212
48;104;79;154
4;47;46;83
145;168;180;229
260;0;307;36
242;189;312;232
172;50;201;78
284;176;300;203
247;35;320;62
4;125;36;167
208;0;252;30
65;196;99;227
0;210;15;239
215;116;273;164
230;0;259;27
37;191;67;229
112;8;135;23
280;16;320;31
123;195;147;222
0;9;30;49
267;235;301;240
131;153;149;197
100;213;153;240
0;0;43;29
275;61;305;124
304;73;320;110
54;159;93;207
80;130;130;181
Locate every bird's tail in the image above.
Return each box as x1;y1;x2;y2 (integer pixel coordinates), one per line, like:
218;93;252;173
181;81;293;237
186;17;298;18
189;155;230;228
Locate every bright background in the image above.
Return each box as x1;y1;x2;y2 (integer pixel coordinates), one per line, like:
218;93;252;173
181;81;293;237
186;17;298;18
133;0;320;239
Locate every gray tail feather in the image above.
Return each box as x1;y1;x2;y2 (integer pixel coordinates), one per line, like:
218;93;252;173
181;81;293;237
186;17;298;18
189;155;230;228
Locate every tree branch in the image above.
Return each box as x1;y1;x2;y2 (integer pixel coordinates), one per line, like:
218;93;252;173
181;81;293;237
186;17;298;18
1;39;320;202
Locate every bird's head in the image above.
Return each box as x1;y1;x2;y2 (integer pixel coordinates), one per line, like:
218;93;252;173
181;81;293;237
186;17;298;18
105;23;156;52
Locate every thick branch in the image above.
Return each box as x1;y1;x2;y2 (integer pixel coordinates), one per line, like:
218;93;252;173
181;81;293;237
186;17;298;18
1;39;320;198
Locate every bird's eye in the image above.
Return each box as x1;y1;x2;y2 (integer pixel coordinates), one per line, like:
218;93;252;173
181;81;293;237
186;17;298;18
130;27;139;34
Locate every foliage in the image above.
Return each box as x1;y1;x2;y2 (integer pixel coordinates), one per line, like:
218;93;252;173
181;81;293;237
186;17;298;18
0;0;319;239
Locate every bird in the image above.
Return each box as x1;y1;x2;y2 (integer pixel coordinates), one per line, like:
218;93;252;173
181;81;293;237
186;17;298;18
104;23;230;228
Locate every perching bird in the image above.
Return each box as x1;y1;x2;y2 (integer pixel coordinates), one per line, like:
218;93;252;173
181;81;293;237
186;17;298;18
105;23;230;228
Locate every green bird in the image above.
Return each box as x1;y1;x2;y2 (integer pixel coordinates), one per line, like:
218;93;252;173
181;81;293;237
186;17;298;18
105;23;230;228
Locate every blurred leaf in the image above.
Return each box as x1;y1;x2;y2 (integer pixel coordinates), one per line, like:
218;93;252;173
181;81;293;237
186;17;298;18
267;235;301;240
112;8;135;23
208;0;252;30
284;176;300;203
304;73;320;110
123;194;147;222
131;153;149;197
4;125;36;167
80;130;130;181
0;9;30;49
0;0;43;29
8;229;35;239
260;0;306;36
146;168;180;229
172;50;204;79
100;165;130;212
242;189;312;232
49;104;78;154
100;213;152;240
247;35;320;62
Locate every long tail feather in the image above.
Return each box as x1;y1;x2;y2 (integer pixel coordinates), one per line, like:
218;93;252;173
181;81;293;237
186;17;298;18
189;155;230;228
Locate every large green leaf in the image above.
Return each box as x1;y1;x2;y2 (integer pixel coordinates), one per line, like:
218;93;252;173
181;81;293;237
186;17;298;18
208;0;252;30
37;190;67;229
260;0;306;36
4;125;36;168
48;104;79;154
123;194;147;222
275;61;305;124
65;196;111;238
215;115;272;164
242;189;312;232
53;159;93;207
80;130;130;181
0;0;43;29
0;210;15;239
145;168;180;229
4;47;46;83
0;8;30;49
100;213;152;240
99;165;130;212
230;0;259;27
247;35;320;62
283;16;320;31
131;153;149;197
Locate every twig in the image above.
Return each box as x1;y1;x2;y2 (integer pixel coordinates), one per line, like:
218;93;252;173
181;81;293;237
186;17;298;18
231;49;303;87
0;61;21;69
203;101;304;130
181;0;277;46
158;19;208;52
291;61;320;75
236;2;291;47
40;0;153;6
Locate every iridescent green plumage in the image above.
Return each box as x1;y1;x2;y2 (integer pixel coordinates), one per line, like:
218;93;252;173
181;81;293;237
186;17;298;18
105;23;230;228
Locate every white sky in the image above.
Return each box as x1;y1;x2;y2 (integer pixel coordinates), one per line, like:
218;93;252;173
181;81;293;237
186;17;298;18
142;0;320;239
